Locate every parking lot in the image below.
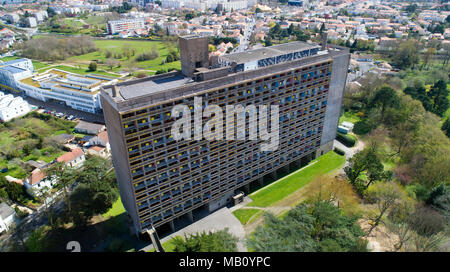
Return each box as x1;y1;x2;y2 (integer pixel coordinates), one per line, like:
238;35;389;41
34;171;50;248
24;96;105;124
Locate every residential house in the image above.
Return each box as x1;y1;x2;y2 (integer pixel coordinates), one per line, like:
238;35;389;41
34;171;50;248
87;130;111;158
0;202;16;233
23;168;57;197
56;147;85;168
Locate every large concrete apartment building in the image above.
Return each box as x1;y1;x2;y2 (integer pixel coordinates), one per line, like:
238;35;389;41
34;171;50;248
101;35;349;235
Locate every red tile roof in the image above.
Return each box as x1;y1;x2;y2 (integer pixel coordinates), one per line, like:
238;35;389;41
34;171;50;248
29;168;46;185
56;147;84;164
97;131;109;143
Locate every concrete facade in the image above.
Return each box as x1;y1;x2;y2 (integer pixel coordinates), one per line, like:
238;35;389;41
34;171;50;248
179;35;210;78
101;41;349;235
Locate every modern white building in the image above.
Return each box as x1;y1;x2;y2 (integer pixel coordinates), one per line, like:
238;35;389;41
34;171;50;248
106;18;145;35
0;91;30;122
18;68;119;113
0;202;16;234
0;59;34;92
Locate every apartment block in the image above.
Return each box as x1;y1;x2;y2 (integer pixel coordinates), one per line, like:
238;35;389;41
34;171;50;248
101;36;349;234
106;18;145;35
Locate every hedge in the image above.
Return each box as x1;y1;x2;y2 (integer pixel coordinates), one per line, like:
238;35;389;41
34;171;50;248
336;132;356;147
334;147;345;156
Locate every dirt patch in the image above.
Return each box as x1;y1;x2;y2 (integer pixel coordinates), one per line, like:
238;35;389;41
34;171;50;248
359;220;399;252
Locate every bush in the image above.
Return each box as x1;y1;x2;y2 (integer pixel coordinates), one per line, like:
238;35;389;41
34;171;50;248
336;132;356;147
88;61;97;71
135;49;159;62
334;147;345;156
353;120;372;135
136;72;147;78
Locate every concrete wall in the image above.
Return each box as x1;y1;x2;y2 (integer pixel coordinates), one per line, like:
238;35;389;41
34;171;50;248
316;141;334;159
179;36;209;78
320;51;350;147
101;94;141;234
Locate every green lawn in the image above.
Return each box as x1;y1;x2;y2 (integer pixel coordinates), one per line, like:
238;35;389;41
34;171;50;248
148;236;180;252
247;152;346;207
0;56;20;62
67;39;181;73
50;65;122;78
103;197;125;218
232;208;262;225
339;111;361;125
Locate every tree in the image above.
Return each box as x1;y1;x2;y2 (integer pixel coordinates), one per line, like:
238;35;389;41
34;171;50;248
344;145;389;195
88;61;97;72
422;47;436;70
393;40;419;69
386;199;415;251
6;182;25;202
369;86;400;121
105;59;117;70
247;201;366;252
365;182;404;235
45;162;76;215
25;227;47;252
47;7;57;18
70;184;95;227
442;118;450;137
428;79;449;117
173;229;238;252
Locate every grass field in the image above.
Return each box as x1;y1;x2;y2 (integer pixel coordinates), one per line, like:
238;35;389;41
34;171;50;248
247;152;346;207
49;65;122;78
103;197;126;218
232;208;262;225
66;39;181;74
22;38;181;77
339;111;361;125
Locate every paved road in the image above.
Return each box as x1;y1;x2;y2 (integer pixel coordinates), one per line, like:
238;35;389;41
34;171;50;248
232;20;255;53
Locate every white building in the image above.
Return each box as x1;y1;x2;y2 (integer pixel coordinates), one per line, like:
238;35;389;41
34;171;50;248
18;68;119;113
5;13;20;24
33;10;48;23
0;59;34;92
23;168;57;197
0;202;16;233
0;91;30;122
26;17;38;28
106;18;145;35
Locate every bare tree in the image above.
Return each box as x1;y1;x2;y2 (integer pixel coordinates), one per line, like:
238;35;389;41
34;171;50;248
366;182;404;236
